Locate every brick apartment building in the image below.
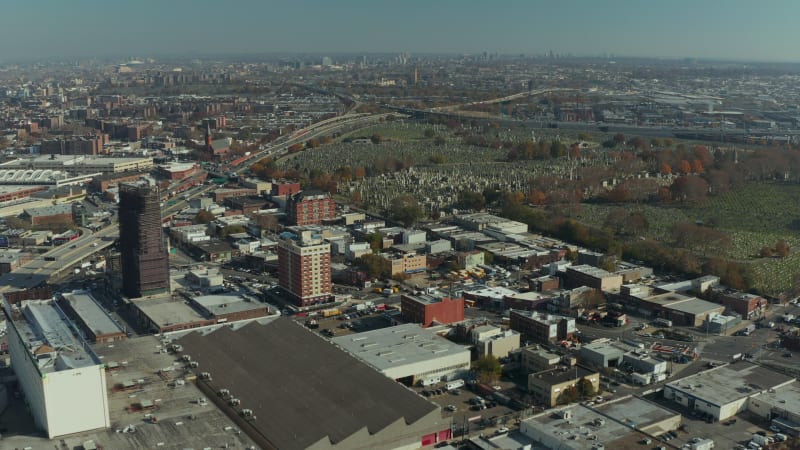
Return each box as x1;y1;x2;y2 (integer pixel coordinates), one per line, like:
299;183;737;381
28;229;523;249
270;180;302;197
40;134;109;155
277;231;332;307
285;190;336;226
400;294;465;327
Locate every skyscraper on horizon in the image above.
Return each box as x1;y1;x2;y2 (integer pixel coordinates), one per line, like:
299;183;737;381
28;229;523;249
119;183;170;298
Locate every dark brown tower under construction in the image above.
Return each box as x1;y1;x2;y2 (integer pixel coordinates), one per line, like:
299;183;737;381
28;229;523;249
119;183;170;298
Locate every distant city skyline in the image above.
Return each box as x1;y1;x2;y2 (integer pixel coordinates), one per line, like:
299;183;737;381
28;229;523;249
2;0;800;63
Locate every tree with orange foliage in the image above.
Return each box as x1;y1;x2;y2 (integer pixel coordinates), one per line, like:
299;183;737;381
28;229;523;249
678;159;692;174
692;159;705;174
528;190;547;205
660;162;672;175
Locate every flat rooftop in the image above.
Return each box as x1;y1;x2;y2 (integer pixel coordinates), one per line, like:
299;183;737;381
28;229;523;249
523;403;651;449
531;365;596;385
463;285;518;299
402;292;450;305
666;361;795;406
177;319;440;450
567;264;618;278
665;297;724;316
595;396;680;434
1;154;151;165
751;380;800;417
643;292;724;315
332;323;470;372
191;293;270;317
61;290;124;337
132;295;208;328
643;291;696;306
511;310;572;325
5;300;100;374
581;341;624;357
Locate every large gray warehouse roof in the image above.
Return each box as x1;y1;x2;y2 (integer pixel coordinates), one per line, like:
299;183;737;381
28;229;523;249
331;323;470;372
176;318;438;450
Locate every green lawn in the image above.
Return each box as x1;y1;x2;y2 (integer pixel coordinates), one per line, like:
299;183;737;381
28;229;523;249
339;122;433;141
573;182;800;294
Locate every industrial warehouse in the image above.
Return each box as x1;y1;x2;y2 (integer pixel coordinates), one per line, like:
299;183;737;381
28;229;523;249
176;318;452;450
332;322;471;386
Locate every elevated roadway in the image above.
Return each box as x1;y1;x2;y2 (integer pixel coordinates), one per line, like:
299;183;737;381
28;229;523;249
0;110;385;293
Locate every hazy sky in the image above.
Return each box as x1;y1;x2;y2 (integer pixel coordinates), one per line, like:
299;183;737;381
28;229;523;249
2;0;799;62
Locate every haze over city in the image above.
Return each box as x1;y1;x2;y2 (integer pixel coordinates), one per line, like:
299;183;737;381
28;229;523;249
5;2;800;450
2;0;800;62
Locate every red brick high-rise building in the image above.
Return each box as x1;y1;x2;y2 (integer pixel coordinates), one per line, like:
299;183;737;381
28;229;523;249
285;190;336;226
277;231;332;307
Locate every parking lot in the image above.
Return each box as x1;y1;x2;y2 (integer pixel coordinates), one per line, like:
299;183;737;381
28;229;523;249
413;381;520;435
644;391;781;449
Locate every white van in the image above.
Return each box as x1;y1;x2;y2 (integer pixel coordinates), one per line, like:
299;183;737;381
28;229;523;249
445;379;465;391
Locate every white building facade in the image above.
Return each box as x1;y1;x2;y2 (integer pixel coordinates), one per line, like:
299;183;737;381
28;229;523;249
5;299;110;438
